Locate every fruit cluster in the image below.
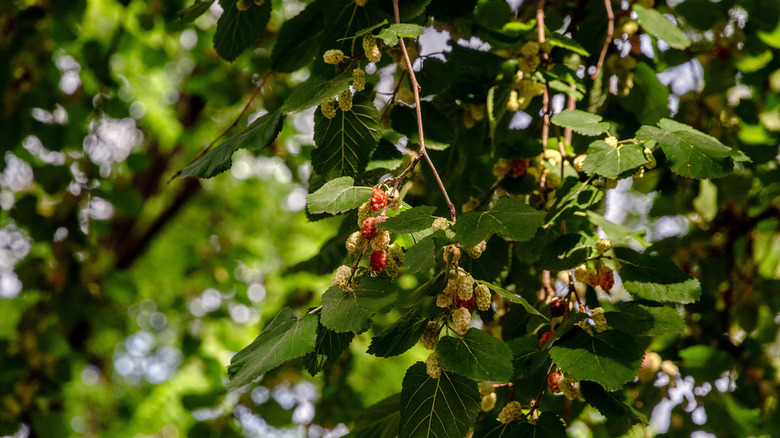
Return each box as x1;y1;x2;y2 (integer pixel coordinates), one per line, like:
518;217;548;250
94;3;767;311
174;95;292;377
574;261;615;291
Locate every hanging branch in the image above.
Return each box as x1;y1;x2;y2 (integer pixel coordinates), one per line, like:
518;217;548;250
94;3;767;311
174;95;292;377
591;0;615;79
388;0;457;222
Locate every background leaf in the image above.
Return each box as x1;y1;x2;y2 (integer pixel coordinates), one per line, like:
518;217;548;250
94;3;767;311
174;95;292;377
614;247;702;304
606;302;684;337
537;233;590;271
378;206;436;233
367;309;428;357
633;4;691;50
582;141;647;179
280;72;354;114
270;1;325;72
227;308;318;389
303;321;354;376
399;362;480;438
550;109;609;136
178;1;214;23
350;393;401;438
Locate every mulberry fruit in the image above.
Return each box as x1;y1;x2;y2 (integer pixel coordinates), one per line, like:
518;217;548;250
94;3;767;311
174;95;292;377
497;401;522;423
352;68;366;91
420;321;440;350
370;250;387;273
323;49;344;65
332;265;353;291
475;284;491;311
426;352;442;378
370;187;387;211
338;89;353;111
548;372;563;394
363;36;381;63
320;98;337;119
371;230;390;251
346;231;366;252
453;307;471;335
361;216;379;239
443;244;461;264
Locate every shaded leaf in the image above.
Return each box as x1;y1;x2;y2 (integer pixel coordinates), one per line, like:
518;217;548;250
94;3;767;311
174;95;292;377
271;1;325;72
312;94;382;180
437;328;514;382
378;206;436;234
621;62;669;125
606;302;684;337
580;381;647;432
550;110;609;136
399;362;481;438
178;0;213;23
614;247;701;304
545;177;604;224
538;233;590;271
182;110;283;178
214;0;271;62
303;321;354;376
280;72;354;114
350;393;401;438
549;327;644;391
582;141;647;179
404;234;437;274
482;282;547;320
586;212;649;247
367;309;428;357
306;176;372;214
455;198;544;248
321;278;399;333
227;308;318;389
474;411;566;438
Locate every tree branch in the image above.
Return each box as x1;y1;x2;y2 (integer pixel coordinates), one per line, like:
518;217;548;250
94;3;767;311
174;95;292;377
591;0;615;80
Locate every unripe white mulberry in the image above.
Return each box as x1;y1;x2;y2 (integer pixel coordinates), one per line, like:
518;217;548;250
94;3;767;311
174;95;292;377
605;136;619;148
355;0;367;6
338;89;353;112
352;68;366;92
363;36;381;63
431;217;450;232
596;239;612;253
357;201;372;226
371;230;390;251
332;265;353;291
385;257;400;277
521;41;540;57
346;231;366;252
591;307;608;333
386;190;401;211
323;49;344;65
321;98;337;119
453;307;471;335
475;284;491;311
420;321;440;350
426;352;442;379
436;292;452;308
443;244;461;264
507;90;520;112
465;240;487;259
497;401;522;423
573;154;587;172
481;392;497;412
457;274;474;301
559;376;582;401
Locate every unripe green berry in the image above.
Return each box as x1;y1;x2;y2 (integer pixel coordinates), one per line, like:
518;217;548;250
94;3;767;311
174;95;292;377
591;307;608;332
363;36;381;63
521;41;540;57
559;376;581;401
426;352;442;379
465;240;487;259
481;392;497;412
420;321;440;350
338;89;353;111
475;284;491;311
507;91;520;112
357;201;372;226
453;307;471;335
497;401;522;423
596;239;612;253
323;49;345;65
321;98;337;119
352;68;366;92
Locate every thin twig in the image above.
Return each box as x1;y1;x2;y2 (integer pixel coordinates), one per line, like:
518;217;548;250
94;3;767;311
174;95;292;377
564;90;576;145
168;69;273;183
591;0;615;79
390;0;457;222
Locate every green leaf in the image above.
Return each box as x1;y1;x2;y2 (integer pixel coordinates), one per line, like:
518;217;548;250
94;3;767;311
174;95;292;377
549;327;644;391
633;4;691;50
213;0;271;62
322;0;388;57
545;177;604;225
312;94;382;180
270;1;325;72
455;198;544;248
350;393;401;438
178;0;213;23
182;110;283;178
580;381;648;431
537;233;590;271
378;206;436;234
404;234;437;274
303;321;354;376
367;309;428;357
306;176;372;215
679;345;735;381
280;72;354;114
582;141;647;179
550;110;609;136
226;308;318;389
545;31;590;56
637;119;735;179
613;247;701;304
399;362;481;438
482;282;548;320
376;23;425;46
321;278;399;333
437;328;514;383
606;302;684;338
